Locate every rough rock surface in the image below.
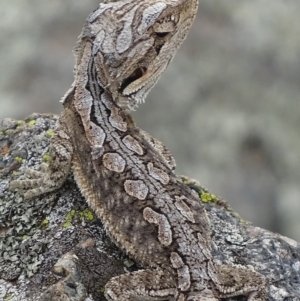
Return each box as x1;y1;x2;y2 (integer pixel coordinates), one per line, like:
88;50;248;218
0;114;299;300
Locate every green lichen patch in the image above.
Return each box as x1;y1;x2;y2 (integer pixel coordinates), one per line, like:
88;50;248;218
79;208;95;222
63;221;72;228
200;191;217;203
63;209;76;228
179;175;218;203
63;208;95;228
42;219;49;228
14;156;23;164
15;120;26;131
46;129;55;137
27;120;36;126
42;154;51;163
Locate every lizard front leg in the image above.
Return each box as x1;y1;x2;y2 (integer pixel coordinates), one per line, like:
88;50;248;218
10;114;73;199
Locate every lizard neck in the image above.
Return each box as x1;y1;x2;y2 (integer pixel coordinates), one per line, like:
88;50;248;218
69;40;135;150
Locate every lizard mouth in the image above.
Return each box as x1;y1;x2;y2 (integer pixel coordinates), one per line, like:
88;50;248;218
120;67;147;95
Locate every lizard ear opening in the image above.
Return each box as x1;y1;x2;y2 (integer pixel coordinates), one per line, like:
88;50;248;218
120;67;147;94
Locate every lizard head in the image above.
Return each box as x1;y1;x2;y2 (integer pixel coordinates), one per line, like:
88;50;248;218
77;0;198;110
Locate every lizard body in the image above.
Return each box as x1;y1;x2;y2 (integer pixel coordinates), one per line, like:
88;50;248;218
10;0;267;300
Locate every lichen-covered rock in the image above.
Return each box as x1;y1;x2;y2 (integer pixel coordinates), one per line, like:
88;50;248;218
0;114;125;301
0;114;300;300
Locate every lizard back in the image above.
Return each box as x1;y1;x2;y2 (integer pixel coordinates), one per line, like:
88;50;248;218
63;80;213;291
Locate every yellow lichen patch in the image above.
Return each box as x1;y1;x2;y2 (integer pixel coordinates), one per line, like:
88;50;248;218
63;208;95;228
63;209;76;228
15;156;23;164
28;120;36;126
79;208;95;222
63;221;72;228
16;120;25;130
46;129;55;137
201;192;217;203
42;219;49;228
43;154;51;163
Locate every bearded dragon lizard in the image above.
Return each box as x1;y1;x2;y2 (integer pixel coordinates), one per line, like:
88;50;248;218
10;0;267;300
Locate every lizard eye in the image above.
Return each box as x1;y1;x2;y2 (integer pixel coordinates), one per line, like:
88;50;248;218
153;14;177;37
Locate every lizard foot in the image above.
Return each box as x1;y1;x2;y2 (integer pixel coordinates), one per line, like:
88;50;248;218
10;162;66;199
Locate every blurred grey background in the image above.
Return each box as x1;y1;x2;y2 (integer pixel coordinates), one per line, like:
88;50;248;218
0;0;299;241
